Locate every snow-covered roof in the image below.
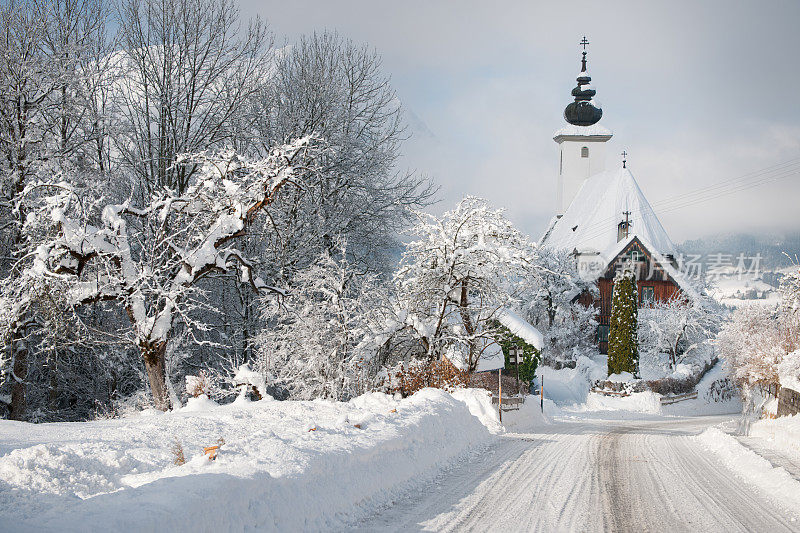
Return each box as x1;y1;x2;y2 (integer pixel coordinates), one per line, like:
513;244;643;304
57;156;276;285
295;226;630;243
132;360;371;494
602;234;700;302
540;166;676;258
553;123;613;138
497;309;543;350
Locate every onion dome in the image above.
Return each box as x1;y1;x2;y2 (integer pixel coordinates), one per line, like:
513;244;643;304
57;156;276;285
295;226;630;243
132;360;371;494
564;44;603;126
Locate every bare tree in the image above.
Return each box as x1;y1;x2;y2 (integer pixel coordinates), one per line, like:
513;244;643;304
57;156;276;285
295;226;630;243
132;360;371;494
112;0;272;196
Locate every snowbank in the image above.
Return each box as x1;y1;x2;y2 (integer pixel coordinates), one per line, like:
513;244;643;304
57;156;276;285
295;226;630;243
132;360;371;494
696;427;800;517
538;355;607;406
749;414;800;463
584;391;662;414
502;397;557;433
0;388;499;532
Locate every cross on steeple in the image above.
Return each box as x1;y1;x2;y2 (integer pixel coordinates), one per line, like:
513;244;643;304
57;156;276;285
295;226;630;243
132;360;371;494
579;36;590;72
621;150;628;168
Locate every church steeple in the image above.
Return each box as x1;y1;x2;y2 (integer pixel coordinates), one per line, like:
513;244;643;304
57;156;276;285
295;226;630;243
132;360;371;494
564;37;603;127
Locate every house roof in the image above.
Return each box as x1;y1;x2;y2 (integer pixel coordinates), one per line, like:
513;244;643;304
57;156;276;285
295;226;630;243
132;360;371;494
540;165;676;258
496;309;543;350
605;235;700;302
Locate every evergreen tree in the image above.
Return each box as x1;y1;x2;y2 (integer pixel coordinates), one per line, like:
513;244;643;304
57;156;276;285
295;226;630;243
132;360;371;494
608;266;639;376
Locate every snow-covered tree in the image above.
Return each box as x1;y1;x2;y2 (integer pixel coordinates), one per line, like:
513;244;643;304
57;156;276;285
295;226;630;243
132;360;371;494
17;137;320;410
523;248;597;364
255;242;388;400
608;266;638;376
638;291;722;370
394;197;534;372
720;265;800;395
718;305;783;389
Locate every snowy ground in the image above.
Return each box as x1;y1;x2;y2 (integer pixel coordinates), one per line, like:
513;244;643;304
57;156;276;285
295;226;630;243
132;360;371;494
3;365;799;532
354;413;800;532
0;389;500;532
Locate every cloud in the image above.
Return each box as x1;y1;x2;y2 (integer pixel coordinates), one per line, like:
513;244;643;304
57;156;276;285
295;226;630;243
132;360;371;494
241;0;800;242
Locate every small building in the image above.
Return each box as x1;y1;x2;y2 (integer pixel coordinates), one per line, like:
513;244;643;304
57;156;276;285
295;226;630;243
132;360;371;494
539;41;694;353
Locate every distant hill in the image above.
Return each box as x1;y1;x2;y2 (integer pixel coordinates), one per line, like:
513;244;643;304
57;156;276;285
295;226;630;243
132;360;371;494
678;232;800;270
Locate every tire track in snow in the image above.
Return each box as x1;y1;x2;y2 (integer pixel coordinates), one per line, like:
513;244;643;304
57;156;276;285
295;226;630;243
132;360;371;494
351;416;799;532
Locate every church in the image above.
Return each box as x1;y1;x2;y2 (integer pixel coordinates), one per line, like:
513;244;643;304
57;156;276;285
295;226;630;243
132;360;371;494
539;40;694;354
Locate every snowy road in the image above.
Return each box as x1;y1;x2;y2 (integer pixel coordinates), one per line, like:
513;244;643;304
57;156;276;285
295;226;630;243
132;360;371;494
353;415;799;532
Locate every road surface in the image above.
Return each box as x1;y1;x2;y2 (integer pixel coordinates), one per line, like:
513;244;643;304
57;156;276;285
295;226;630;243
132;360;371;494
353;415;799;532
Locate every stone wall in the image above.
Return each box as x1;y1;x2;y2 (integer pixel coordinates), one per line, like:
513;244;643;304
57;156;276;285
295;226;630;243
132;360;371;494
777;386;800;417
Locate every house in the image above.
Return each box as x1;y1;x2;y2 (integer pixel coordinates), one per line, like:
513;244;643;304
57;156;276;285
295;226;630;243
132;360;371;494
539;40;694;353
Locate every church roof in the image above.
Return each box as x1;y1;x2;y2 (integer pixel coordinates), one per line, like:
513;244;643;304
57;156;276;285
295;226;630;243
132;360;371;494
540;165;676;258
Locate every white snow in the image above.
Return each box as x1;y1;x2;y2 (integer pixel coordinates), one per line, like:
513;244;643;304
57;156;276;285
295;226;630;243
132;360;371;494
0;389;499;531
748;414;800;464
541;166;676;258
697;426;800;516
552;123;613;138
496;308;543;349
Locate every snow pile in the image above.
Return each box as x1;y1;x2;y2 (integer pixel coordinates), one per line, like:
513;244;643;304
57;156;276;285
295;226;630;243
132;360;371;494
538;355;607;406
749;414;800;463
697;427;800;516
0;388;499;531
503;397;557;433
585;391;662;414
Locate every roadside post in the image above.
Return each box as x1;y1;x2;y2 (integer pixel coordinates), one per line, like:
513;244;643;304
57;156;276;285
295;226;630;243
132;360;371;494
510;345;521;395
498;368;502;423
540;375;544;413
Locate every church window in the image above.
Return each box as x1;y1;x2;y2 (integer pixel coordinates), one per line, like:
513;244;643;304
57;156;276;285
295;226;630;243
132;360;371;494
581;146;589;158
641;286;655;306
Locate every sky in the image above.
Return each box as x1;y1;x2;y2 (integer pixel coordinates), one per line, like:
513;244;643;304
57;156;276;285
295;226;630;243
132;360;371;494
241;0;800;244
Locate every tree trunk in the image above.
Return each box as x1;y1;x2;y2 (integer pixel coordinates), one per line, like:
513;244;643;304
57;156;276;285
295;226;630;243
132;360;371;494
9;332;28;420
141;340;171;411
458;281;477;371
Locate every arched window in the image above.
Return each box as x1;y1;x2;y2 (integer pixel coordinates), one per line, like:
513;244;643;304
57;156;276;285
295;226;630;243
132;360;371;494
581;146;589;158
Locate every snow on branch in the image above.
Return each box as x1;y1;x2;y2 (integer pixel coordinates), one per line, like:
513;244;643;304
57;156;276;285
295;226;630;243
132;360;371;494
23;136;320;345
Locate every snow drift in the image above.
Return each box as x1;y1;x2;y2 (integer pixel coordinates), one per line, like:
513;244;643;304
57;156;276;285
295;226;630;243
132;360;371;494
0;388;499;532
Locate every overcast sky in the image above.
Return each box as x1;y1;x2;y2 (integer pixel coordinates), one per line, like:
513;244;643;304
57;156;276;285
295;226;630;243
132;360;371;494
242;0;800;244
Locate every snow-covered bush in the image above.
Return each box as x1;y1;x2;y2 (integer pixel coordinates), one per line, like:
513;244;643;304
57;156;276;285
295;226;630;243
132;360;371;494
394;197;534;372
256;243;387;401
522;248;597;366
638;291;722;371
375;359;469;398
720;263;800;395
185;372;212;398
719;306;785;390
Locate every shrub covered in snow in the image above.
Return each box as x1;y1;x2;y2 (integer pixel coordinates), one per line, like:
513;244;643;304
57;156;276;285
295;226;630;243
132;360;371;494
608;266;639;376
521;248;597;366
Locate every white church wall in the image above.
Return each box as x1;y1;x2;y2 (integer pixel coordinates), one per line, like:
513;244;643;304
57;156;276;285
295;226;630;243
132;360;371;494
556;135;610;214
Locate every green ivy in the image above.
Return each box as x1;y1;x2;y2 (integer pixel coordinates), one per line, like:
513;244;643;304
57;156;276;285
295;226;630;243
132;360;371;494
491;321;541;383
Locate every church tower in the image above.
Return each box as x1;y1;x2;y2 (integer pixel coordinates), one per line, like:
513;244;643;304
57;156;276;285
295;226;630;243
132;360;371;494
554;38;612;215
